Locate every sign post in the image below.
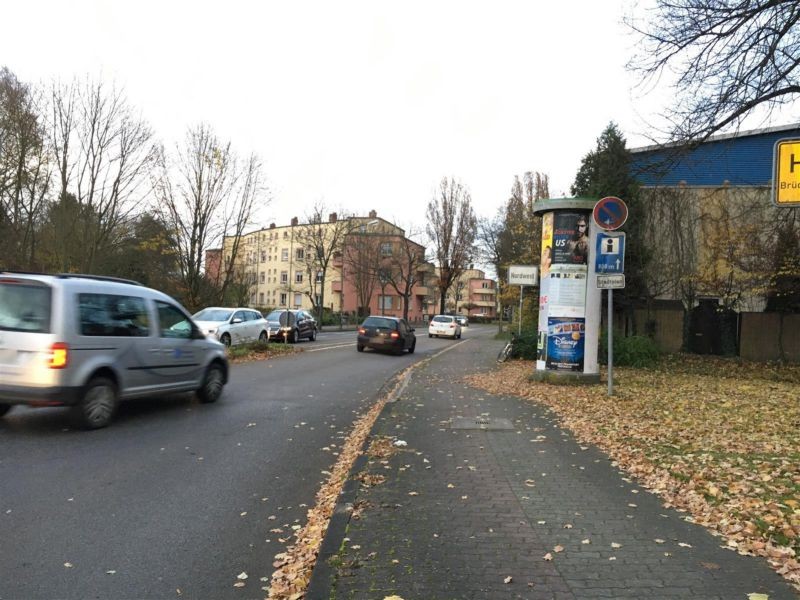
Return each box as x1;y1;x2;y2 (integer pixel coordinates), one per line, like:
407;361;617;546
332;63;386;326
509;265;538;337
593;198;628;396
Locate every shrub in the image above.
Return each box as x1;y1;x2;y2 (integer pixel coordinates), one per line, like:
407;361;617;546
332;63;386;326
599;332;660;368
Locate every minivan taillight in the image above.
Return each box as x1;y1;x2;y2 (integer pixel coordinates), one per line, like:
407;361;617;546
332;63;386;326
390;331;400;339
48;343;69;369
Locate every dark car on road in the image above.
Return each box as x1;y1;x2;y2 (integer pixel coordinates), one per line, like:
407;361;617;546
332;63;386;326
264;309;317;343
357;316;416;355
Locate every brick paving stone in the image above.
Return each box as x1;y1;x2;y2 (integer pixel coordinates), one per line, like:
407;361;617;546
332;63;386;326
313;335;797;600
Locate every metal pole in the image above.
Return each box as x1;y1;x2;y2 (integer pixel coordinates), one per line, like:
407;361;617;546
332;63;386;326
518;285;524;337
608;289;613;396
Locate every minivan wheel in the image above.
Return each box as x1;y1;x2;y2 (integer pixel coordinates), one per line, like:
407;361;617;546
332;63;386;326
220;333;232;347
408;340;416;354
258;331;268;343
198;363;225;404
357;344;364;352
0;404;12;417
309;328;316;342
75;377;118;430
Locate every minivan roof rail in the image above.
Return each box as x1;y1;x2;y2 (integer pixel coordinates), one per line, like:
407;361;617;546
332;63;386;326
56;273;143;286
0;270;143;286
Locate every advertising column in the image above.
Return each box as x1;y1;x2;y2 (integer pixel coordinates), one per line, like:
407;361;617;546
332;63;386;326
533;197;599;382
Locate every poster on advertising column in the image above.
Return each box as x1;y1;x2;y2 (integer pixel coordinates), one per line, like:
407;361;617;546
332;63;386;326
537;213;554;368
546;317;585;372
553;213;589;266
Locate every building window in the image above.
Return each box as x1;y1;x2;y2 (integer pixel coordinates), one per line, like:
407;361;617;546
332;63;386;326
259;293;264;304
316;270;324;283
280;293;287;306
380;242;392;256
261;251;266;262
281;248;289;261
379;296;393;310
283;231;288;239
295;272;304;284
315;294;322;306
251;293;257;304
280;271;288;284
293;293;303;307
295;248;305;260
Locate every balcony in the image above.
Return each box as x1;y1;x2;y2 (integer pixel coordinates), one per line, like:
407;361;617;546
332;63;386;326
472;300;496;308
331;280;342;293
471;287;495;294
414;286;430;296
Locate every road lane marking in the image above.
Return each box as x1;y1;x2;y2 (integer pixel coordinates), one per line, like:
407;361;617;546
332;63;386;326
307;343;357;352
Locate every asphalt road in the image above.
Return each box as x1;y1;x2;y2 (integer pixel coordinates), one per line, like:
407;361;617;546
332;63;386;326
0;324;497;599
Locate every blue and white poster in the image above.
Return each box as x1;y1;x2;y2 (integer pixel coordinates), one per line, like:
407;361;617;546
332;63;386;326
546;317;585;372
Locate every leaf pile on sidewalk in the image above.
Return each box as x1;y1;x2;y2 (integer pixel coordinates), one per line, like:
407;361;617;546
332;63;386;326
466;354;800;590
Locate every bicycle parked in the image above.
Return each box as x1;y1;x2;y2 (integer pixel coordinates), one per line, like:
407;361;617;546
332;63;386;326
497;332;518;363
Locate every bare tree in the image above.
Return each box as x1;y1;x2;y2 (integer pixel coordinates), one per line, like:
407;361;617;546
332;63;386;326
0;67;51;269
380;229;430;321
343;231;381;318
49;77;156;272
294;204;353;326
627;0;800;142
427;177;477;314
152;124;268;312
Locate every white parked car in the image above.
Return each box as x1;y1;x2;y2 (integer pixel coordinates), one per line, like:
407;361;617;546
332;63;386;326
192;307;269;347
428;314;462;339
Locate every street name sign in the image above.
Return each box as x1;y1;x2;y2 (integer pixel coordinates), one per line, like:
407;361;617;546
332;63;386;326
773;138;800;207
508;265;538;286
593;196;628;230
597;274;625;289
595;231;626;274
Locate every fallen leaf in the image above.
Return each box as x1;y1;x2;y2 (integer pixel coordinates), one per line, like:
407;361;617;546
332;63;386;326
611;542;622;549
503;576;513;584
237;572;248;580
543;553;553;561
581;539;591;544
553;545;564;553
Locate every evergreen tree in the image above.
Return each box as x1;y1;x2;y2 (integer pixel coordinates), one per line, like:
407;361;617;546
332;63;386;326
571;123;650;317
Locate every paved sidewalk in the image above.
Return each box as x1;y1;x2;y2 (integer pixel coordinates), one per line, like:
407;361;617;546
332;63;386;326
310;339;797;599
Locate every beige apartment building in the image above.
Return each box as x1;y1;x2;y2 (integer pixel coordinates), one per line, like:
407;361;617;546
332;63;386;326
206;211;433;319
436;267;498;318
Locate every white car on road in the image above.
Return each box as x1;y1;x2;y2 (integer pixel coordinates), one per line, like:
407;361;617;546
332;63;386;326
428;314;462;339
193;307;269;347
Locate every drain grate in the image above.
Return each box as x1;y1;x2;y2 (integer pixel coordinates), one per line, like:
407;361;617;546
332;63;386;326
450;416;515;431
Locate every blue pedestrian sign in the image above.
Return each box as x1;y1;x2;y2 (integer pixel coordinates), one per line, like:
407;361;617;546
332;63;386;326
595;232;625;274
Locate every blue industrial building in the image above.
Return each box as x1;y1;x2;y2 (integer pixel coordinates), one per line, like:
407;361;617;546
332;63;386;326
630;123;800;187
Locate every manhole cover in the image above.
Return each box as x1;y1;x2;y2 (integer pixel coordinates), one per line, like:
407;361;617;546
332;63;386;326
450;417;515;431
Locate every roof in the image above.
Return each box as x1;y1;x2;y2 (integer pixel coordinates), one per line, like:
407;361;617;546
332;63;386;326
630;123;800;187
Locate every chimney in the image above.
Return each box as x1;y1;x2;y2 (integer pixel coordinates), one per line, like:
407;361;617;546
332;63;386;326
329;212;337;223
368;209;377;219
291;216;298;226
269;223;276;229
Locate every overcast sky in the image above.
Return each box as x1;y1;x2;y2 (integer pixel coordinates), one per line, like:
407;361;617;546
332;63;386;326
1;0;669;234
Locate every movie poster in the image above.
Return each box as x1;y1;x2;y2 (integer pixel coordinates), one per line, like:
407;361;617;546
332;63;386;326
546;317;585;372
553;213;589;266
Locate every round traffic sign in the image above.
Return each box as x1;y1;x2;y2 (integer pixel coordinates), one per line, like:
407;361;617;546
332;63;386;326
593;196;628;231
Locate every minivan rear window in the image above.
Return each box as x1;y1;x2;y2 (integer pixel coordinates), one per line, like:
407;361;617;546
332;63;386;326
0;279;52;333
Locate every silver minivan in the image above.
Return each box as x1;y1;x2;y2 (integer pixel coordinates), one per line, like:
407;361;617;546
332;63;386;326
0;273;229;429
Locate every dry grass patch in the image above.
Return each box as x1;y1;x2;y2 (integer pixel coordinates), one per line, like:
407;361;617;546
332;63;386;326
466;354;800;590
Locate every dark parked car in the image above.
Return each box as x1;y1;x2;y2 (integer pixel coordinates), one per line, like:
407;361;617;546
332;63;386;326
357;316;416;355
264;309;317;343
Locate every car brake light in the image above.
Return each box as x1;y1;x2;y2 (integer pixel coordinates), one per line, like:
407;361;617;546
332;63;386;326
358;328;366;335
390;331;399;339
48;342;69;369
